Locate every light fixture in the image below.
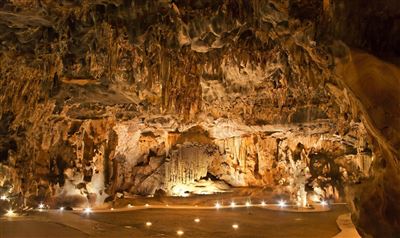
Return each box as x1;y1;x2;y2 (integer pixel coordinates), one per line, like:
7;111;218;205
59;207;65;211
215;202;221;209
194;218;200;223
110;208;114;211
0;195;7;201
245;201;251;207
261;201;266;206
38;203;45;209
321;200;328;206
84;207;92;214
230;201;236;208
5;209;16;217
278;200;286;208
145;204;149;207
146;221;152;227
128;204;133;208
232;224;239;230
177;230;184;236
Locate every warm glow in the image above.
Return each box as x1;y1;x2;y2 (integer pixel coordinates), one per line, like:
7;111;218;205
84;207;92;214
230;201;236;208
232;224;239;230
128;204;133;208
321;200;328;206
194;218;200;223
245;201;251;207
261;201;266;206
38;203;45;209
146;221;152;227
1;195;7;201
5;209;16;217
310;194;320;202
170;181;228;197
177;230;184;236
171;184;191;197
215;202;221;209
110;208;114;210
145;204;150;207
59;207;64;211
278;200;286;207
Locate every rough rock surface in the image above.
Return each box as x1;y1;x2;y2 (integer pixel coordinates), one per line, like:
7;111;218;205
0;0;398;237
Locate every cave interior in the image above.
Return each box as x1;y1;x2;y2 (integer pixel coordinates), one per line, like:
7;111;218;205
0;0;399;237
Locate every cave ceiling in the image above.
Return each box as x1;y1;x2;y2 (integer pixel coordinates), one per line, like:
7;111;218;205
0;0;399;237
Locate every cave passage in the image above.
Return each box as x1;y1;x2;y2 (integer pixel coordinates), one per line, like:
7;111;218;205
0;0;399;237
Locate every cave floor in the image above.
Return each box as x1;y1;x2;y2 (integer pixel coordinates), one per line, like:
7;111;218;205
0;205;349;238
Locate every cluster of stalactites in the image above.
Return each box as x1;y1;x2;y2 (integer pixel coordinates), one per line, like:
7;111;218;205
222;136;253;171
164;145;210;192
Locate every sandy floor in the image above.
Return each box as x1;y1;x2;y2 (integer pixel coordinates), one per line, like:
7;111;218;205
89;206;348;238
0;219;88;238
0;204;349;238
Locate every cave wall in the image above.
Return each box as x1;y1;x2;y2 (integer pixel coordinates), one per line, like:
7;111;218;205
0;0;398;236
331;46;400;237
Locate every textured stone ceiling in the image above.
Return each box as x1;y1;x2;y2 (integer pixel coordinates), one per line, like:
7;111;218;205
0;0;399;237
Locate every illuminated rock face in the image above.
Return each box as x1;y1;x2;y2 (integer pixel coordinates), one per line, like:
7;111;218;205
332;49;400;237
0;0;399;236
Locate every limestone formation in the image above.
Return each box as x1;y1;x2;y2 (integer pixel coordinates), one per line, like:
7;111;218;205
0;0;398;236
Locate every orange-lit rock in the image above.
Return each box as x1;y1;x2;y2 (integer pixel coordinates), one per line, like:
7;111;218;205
0;0;398;236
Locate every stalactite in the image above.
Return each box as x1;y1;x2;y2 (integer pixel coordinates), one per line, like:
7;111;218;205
164;145;210;195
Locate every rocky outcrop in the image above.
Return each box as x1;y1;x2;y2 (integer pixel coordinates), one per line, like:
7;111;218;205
331;47;400;237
